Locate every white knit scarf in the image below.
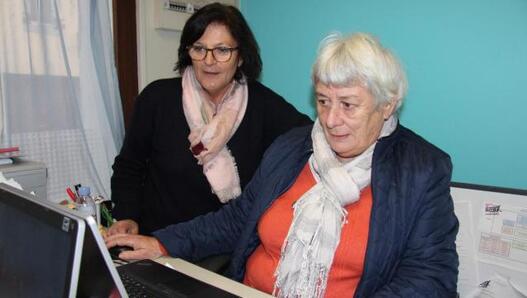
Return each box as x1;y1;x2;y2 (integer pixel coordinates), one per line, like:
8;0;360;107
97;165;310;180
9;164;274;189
182;67;248;203
274;116;397;298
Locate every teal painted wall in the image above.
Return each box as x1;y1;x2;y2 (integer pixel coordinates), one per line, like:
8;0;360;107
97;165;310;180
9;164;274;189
241;0;527;189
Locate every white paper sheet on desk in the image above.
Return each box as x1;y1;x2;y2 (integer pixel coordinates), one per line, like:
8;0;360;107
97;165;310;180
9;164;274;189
0;172;23;190
0;172;36;195
463;273;527;298
477;201;527;271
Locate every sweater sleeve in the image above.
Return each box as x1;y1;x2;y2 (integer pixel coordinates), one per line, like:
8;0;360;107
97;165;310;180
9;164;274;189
371;156;459;298
110;86;156;222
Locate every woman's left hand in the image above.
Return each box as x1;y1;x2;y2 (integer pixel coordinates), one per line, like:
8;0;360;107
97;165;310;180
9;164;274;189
105;233;164;261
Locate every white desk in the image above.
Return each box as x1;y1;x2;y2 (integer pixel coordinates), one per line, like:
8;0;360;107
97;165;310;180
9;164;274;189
155;257;272;298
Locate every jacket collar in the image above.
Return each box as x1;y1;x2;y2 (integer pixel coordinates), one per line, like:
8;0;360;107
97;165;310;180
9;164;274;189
373;120;401;163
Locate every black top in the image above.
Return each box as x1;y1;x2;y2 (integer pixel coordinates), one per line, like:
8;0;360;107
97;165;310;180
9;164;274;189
111;78;312;234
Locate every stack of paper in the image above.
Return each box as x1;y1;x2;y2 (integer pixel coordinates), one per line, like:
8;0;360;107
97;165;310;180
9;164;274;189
0;146;21;165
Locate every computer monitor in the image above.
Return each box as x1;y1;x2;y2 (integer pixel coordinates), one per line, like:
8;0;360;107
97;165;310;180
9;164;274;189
0;182;238;297
0;184;85;297
0;183;127;298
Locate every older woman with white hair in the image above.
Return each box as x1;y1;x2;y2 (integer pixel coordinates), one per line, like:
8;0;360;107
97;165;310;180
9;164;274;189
106;32;459;297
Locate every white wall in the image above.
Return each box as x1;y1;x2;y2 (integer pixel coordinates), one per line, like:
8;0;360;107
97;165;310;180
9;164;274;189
136;0;238;90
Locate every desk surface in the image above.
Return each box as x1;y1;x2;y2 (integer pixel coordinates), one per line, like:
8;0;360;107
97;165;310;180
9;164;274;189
155;257;272;298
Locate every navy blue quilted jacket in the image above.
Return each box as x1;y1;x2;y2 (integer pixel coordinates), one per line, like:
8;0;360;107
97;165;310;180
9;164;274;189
154;123;459;297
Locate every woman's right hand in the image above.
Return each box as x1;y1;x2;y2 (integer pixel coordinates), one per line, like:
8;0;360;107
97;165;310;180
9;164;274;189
106;219;139;236
105;233;164;261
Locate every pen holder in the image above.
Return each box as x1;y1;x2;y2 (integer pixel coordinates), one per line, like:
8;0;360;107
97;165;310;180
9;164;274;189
76;196;96;219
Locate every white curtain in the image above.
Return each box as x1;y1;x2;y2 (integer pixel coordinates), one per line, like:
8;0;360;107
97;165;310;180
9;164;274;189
0;0;124;202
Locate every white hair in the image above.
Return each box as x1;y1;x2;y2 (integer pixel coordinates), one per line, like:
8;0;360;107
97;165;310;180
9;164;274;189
312;32;407;110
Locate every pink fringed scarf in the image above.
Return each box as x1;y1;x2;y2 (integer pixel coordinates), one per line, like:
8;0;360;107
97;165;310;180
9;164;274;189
182;67;248;203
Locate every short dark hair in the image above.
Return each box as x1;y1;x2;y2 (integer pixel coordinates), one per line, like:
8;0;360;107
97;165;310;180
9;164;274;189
175;3;262;81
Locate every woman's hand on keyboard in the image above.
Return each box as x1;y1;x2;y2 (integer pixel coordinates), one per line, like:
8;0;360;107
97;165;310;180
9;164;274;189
105;233;164;261
106;219;139;237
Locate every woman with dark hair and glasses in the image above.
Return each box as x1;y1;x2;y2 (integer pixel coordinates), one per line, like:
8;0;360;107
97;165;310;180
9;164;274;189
107;3;311;237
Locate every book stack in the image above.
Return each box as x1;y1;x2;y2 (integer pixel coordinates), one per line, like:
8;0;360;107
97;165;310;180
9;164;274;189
0;146;21;165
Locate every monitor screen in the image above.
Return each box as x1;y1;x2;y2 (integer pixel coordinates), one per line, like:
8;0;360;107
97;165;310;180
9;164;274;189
0;185;81;297
76;217;124;297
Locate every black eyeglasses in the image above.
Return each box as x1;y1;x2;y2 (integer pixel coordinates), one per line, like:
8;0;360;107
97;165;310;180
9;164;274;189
187;45;239;62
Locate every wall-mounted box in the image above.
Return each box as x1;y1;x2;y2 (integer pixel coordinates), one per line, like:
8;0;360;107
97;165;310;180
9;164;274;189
153;0;237;31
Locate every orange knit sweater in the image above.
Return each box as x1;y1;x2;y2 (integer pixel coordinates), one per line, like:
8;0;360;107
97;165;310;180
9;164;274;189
243;163;373;297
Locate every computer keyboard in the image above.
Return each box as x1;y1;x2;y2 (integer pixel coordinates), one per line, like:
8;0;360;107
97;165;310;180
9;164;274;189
118;269;187;298
116;259;237;298
119;271;153;298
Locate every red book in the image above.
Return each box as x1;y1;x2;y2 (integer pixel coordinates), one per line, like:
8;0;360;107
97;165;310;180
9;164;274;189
0;146;19;153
